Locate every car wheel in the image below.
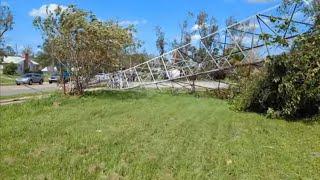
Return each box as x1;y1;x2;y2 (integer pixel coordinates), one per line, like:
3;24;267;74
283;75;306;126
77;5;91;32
49;81;52;84
39;80;43;85
16;83;20;86
28;80;33;85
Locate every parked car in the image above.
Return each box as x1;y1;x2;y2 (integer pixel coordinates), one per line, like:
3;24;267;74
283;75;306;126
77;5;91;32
49;72;71;83
49;73;60;84
16;73;44;85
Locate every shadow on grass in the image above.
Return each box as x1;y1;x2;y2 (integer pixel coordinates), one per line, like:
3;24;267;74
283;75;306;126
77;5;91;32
293;115;320;125
85;89;211;100
84;90;150;100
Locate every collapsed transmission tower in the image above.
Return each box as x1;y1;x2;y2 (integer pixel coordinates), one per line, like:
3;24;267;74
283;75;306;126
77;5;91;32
104;1;314;90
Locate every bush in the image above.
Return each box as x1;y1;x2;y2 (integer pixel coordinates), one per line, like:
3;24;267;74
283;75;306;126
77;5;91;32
3;62;17;75
233;30;320;120
210;70;227;80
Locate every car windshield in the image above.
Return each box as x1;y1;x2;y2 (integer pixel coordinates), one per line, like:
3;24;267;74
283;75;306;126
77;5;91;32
22;74;32;78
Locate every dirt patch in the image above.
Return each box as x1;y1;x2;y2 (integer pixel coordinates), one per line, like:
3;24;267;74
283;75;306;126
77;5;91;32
3;156;16;165
88;163;104;174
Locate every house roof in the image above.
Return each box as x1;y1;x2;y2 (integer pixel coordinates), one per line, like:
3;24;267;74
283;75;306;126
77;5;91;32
41;66;57;72
3;56;39;65
3;56;24;64
31;60;39;65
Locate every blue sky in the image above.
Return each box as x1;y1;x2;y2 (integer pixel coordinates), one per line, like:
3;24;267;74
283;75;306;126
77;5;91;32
3;0;280;55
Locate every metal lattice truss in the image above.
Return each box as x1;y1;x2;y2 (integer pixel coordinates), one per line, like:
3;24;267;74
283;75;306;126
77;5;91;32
105;1;314;90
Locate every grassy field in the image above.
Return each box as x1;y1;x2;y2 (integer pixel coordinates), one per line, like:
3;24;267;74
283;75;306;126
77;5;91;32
0;91;319;179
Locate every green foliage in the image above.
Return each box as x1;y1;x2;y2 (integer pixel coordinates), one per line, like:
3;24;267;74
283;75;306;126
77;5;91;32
0;45;16;56
120;51;151;69
33;5;136;94
233;29;320;119
34;51;53;68
231;74;263;111
3;62;17;75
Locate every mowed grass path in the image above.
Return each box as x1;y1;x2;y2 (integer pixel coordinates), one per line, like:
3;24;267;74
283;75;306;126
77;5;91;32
0;91;319;179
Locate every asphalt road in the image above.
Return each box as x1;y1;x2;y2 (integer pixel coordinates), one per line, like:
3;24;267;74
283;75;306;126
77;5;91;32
139;81;229;89
0;83;58;96
89;81;230;91
0;80;229;97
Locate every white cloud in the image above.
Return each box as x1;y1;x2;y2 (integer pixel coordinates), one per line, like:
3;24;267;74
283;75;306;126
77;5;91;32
191;34;201;41
119;19;147;26
29;4;67;17
191;24;208;31
191;24;200;31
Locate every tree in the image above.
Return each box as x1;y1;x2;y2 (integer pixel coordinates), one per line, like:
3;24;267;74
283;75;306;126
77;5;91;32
0;45;14;62
121;27;145;69
33;5;135;94
224;16;242;63
0;45;16;59
194;11;219;49
175;12;193;49
3;62;17;75
233;1;320;119
4;45;15;56
234;29;320;119
122;51;150;69
190;11;220;70
34;51;53;68
0;4;14;62
0;4;13;42
22;46;33;56
155;26;166;56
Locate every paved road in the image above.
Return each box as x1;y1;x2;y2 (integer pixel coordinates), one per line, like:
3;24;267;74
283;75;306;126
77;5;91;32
140;81;229;90
0;80;229;97
91;81;230;90
0;83;58;96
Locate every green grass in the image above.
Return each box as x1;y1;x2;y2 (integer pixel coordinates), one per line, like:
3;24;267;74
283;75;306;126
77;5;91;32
0;74;18;85
0;91;319;179
0;91;54;100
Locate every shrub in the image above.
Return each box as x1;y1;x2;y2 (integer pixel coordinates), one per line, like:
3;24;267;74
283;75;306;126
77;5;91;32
3;62;17;75
210;70;227;80
232;30;320;120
